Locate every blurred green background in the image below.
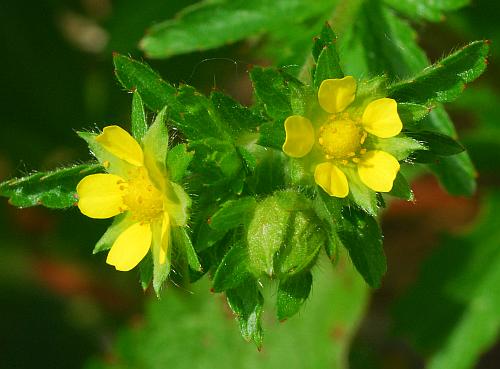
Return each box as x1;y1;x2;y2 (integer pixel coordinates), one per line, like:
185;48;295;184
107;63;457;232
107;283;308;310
1;1;499;368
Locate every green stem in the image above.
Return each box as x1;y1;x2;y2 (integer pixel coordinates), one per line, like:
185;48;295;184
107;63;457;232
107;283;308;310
298;0;365;83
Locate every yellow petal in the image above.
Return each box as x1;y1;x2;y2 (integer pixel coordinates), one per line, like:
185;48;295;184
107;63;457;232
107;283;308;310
318;76;357;114
282;115;315;158
358;150;400;192
361;98;402;138
314;162;349;198
106;222;152;271
96;125;144;166
77;174;126;219
159;212;171;265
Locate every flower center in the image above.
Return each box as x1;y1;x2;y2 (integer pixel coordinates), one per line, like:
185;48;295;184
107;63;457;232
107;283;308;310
122;167;164;223
318;118;365;160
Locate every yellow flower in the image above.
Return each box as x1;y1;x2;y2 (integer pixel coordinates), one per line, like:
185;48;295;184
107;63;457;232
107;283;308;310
282;76;402;197
76;124;189;272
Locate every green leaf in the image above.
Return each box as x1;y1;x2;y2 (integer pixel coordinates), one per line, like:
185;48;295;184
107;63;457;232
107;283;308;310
247;193;292;276
384;0;470;22
172;226;202;272
389;41;490;105
388;172;414;201
277;272;313;321
257;120;286;150
431;153;477;196
140;0;334;58
213;243;252;292
210;197;257;232
166;144;194;183
312;190;345;258
406;131;465;156
338;206;386;287
394;193;500;369
114;54;230;141
131;91;148;141
312;24;343;88
210;92;262;134
226;279;264;348
250;67;293;120
113;53;176;112
0;163;102;209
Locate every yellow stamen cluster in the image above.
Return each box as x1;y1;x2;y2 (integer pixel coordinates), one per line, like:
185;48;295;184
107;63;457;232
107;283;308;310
122;167;164;223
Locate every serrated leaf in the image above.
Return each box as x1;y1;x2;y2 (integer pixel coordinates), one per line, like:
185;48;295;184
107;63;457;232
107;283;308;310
210;92;262;134
213;243;252;292
140;0;333;58
277;271;313;321
172;226;202;272
312;22;336;62
389;41;490;105
114;54;230;141
384;0;470;22
210;197;257;232
131;91;148;141
313;46;344;89
0;163;102;209
166;144;194;183
431;153;477;196
338;206;386;287
394;193;500;369
250;67;293;120
226;279;264;348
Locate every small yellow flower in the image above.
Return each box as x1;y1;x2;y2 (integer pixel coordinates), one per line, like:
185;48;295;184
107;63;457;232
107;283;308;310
282;76;402;197
77;125;189;272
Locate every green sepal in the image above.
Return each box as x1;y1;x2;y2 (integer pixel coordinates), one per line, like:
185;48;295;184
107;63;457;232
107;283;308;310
397;102;431;128
406;131;465;156
389;41;490;105
277;271;313;321
210;197;256;232
345;169;378;217
388;172;414;201
226;279;264;349
78;131;135;178
142;106;169;169
213;242;252;292
312;23;343;88
151;221;171;297
312;190;345;258
172;226;202;272
139;252;154;291
0;163;102;209
366;135;427;161
131;90;148;141
338;206;386;288
166;144;194;183
93;212;135;254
